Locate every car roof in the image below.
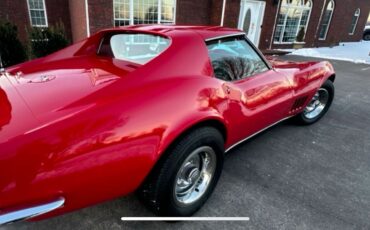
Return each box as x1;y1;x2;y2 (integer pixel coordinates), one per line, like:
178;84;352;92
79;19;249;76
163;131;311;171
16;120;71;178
108;24;245;41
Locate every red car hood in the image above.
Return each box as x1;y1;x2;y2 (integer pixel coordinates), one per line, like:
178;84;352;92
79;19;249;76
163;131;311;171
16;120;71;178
0;78;12;131
3;56;139;122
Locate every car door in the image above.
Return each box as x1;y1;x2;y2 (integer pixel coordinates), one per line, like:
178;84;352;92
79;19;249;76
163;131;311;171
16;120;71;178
207;36;293;146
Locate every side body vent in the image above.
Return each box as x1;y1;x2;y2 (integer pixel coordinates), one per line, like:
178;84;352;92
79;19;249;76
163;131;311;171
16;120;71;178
290;96;309;112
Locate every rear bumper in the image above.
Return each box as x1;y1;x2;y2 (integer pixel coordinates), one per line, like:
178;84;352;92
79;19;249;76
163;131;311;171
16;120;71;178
0;197;64;226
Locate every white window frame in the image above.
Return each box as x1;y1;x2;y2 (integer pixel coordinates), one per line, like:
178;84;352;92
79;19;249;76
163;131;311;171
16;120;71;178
112;0;130;26
349;8;360;35
27;0;48;27
273;0;313;44
113;0;176;26
318;0;335;40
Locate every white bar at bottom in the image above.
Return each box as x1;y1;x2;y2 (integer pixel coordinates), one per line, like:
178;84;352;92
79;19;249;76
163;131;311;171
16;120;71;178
121;217;250;221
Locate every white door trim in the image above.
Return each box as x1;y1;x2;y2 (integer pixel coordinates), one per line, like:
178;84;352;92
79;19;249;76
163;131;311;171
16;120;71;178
238;0;266;47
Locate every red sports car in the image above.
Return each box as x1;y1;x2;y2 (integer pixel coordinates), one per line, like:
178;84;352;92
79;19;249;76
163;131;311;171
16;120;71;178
0;25;335;224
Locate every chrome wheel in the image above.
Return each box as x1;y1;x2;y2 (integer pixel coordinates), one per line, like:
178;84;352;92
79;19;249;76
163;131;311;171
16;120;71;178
174;146;217;205
303;88;329;119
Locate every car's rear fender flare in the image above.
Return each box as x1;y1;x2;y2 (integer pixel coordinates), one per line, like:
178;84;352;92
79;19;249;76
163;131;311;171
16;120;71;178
139;115;228;188
164;117;227;151
157;115;228;158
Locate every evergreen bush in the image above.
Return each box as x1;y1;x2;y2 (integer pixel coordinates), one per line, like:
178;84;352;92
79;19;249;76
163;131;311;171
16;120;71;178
29;22;69;58
0;21;27;67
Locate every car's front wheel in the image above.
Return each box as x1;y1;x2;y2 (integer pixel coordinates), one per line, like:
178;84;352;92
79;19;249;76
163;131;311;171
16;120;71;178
295;79;334;125
138;126;224;216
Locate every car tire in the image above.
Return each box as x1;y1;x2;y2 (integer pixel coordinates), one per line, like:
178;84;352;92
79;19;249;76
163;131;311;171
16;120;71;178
138;126;224;216
364;32;370;41
295;79;334;125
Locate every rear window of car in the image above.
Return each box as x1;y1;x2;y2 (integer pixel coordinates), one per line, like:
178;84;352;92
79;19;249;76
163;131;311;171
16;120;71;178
98;33;170;65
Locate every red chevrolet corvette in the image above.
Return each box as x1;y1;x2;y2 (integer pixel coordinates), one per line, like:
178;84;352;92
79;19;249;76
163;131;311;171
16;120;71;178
0;25;335;224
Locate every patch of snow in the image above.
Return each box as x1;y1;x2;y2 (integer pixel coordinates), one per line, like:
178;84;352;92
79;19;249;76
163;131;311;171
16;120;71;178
282;41;370;65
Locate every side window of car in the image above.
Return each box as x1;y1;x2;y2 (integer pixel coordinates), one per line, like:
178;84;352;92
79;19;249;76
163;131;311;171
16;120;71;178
207;36;269;81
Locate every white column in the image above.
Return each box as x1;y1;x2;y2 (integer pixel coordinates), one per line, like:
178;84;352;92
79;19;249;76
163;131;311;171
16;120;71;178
85;0;90;37
158;0;162;24
130;0;134;25
220;0;227;26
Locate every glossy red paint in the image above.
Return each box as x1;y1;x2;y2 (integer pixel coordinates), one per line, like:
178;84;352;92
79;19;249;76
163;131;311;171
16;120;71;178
0;25;335;221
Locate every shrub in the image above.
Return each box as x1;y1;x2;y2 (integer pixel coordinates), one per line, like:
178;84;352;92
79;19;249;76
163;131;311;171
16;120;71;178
0;21;27;67
296;27;305;42
29;22;69;58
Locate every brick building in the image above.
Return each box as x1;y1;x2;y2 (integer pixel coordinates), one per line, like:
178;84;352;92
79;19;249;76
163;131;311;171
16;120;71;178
1;0;369;50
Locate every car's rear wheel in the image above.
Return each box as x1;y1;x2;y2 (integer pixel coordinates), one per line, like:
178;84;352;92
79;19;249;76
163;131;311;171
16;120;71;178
295;79;334;125
138;127;224;216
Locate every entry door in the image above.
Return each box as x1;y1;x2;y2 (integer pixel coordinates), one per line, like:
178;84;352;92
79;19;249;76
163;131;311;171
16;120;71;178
238;0;266;47
207;36;293;146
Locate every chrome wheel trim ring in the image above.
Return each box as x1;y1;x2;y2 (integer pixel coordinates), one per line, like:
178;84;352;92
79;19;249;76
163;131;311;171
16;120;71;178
173;146;217;206
303;88;329;119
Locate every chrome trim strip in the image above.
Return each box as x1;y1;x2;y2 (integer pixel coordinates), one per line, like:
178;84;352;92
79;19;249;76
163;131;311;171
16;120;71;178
205;32;246;42
0;197;65;225
225;116;293;153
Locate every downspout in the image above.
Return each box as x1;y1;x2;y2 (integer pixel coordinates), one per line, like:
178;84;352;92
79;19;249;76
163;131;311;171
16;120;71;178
269;0;282;49
220;0;227;26
0;55;4;73
85;0;90;37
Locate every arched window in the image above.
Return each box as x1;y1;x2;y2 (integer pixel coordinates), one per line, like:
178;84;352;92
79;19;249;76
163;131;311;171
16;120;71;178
318;0;334;40
273;0;313;43
349;8;360;35
113;0;176;27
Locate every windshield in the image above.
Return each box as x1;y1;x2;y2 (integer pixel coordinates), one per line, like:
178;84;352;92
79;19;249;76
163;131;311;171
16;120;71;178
98;33;170;65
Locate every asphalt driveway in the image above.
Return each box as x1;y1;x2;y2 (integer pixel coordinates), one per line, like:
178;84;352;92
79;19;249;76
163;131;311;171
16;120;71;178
2;56;370;230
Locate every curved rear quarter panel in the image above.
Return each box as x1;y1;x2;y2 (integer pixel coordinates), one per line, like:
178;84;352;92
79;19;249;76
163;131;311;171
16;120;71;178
0;77;228;220
0;30;229;219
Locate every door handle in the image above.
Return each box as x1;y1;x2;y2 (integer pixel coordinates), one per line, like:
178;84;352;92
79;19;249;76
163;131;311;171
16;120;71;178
225;86;231;94
222;83;231;95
